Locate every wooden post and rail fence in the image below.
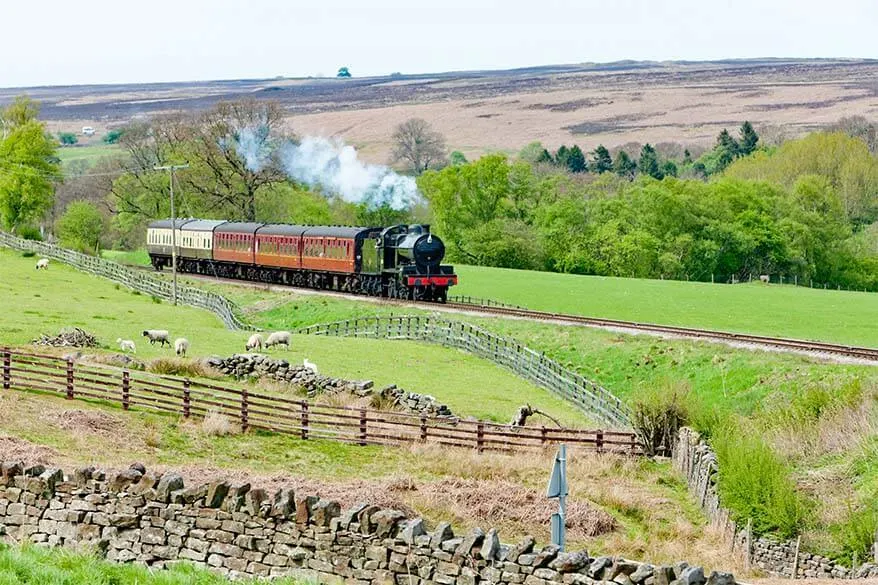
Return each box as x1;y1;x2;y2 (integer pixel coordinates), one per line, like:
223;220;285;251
0;348;642;456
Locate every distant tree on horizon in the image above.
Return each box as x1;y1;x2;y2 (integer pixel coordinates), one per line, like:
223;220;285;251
337;67;352;78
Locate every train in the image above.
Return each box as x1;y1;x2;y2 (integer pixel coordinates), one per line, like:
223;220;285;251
146;220;458;302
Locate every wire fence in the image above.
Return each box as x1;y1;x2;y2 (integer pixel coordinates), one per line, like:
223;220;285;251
297;315;633;429
0;348;641;455
0;232;251;331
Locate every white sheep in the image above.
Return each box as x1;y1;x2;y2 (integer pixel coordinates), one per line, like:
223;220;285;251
35;258;49;270
264;331;291;350
116;338;136;353
245;333;264;352
142;329;170;347
174;338;189;357
303;359;318;375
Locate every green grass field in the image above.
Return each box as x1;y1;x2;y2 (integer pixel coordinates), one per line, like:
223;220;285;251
57;143;123;171
453;264;878;347
0;249;584;426
0;543;295;584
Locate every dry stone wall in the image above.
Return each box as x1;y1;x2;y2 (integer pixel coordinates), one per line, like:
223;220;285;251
0;461;739;584
208;354;456;419
673;428;878;579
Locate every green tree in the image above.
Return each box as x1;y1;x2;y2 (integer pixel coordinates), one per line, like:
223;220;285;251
518;141;546;164
566;145;587;173
56;201;104;254
0;98;60;231
590;145;613;174
739;121;759;156
638;144;663;179
58;132;77;146
715;129;740;171
449;150;468;166
614;150;637;179
662;160;678;178
337;67;352;78
102;129;124;144
554;145;570;168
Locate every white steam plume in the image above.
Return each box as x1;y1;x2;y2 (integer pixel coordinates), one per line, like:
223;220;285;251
232;128;418;210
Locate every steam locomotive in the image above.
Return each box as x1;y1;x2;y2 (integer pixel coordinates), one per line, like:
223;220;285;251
146;220;457;302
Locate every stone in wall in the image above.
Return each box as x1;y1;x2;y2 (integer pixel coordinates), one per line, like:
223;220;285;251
0;460;739;585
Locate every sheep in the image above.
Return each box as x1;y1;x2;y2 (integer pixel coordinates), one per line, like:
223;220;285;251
116;338;136;353
35;258;49;270
245;333;264;352
174;338;189;357
759;274;770;284
264;331;291;350
303;358;318;375
142;330;170;347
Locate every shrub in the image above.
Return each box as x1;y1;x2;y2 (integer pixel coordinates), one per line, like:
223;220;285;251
21;251;35;258
58;132;77;145
102;129;123;144
146;358;219;379
17;225;42;241
828;502;878;565
56;201;104;255
200;410;239;436
712;425;808;539
630;381;689;456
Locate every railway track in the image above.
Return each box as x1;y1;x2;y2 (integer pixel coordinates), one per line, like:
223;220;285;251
442;302;878;362
137;266;878;362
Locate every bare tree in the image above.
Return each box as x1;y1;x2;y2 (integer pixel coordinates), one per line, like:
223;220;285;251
391;118;447;174
827;115;878;154
182;99;291;221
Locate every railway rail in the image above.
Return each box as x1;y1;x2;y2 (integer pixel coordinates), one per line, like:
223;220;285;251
148;266;878;363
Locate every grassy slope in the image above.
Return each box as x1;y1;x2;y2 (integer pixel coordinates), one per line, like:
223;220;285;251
453;264;878;347
0;543;294;584
0;249;725;566
56;143;122;170
0;249;581;426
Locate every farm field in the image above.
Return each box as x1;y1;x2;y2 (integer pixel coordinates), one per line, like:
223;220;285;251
453;264;878;347
0;248;582;426
56;143;122;170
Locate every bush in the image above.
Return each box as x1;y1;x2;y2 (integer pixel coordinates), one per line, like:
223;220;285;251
58;132;77;145
56;201;104;255
146;358;220;379
630;382;689;456
102;129;123;144
200;409;239;436
712;426;808;538
17;225;43;241
21;251;35;258
828;502;878;565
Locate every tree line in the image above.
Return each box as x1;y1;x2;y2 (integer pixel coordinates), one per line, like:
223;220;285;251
4;92;878;292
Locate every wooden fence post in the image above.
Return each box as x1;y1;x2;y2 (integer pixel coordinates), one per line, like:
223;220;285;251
420;416;427;442
540;426;548;445
121;371;130;410
745;518;752;571
2;348;10;390
66;359;74;399
596;430;604;454
359;408;367;446
240;387;249;432
792;535;801;579
476;422;485;453
183;379;191;418
301;401;309;440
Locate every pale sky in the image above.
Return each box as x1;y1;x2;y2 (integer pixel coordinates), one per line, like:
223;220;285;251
2;0;877;88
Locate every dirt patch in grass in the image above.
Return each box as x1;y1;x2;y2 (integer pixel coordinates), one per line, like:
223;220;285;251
0;435;58;463
47;409;124;437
